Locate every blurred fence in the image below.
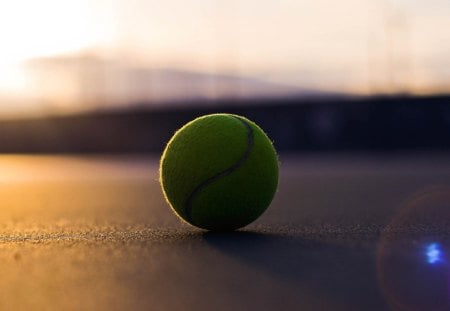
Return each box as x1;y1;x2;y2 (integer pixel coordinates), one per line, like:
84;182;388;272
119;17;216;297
0;95;449;154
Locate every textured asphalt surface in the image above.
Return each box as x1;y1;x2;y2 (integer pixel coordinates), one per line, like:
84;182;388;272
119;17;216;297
0;154;450;311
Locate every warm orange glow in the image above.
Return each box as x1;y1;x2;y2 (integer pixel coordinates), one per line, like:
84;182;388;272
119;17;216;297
0;155;153;183
0;0;113;97
0;1;112;61
0;0;448;117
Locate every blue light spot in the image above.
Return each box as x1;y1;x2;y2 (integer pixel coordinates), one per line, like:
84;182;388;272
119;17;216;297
426;243;442;264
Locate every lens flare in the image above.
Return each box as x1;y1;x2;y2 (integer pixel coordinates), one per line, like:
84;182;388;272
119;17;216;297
377;187;450;311
426;243;443;264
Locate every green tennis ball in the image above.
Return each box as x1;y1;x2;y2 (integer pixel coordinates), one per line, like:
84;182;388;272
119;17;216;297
160;113;279;231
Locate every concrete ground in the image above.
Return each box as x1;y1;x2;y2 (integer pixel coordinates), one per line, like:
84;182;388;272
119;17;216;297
0;154;449;311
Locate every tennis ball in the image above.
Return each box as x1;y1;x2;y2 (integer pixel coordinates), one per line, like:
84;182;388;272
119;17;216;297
160;113;279;231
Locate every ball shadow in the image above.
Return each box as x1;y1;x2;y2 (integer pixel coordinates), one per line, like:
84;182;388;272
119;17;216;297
202;230;387;310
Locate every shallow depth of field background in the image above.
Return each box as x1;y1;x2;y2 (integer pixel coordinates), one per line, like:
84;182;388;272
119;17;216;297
0;0;448;153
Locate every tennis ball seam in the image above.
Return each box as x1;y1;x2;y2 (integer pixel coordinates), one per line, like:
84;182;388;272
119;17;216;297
184;115;255;225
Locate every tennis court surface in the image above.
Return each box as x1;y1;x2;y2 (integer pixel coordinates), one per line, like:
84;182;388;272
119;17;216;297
0;154;449;310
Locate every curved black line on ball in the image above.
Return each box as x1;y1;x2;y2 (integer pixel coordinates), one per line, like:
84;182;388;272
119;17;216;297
184;116;255;226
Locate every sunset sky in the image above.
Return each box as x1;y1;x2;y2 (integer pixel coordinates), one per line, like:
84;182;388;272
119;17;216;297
0;0;449;116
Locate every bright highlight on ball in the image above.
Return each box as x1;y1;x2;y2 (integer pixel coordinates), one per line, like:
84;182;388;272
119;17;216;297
160;113;279;231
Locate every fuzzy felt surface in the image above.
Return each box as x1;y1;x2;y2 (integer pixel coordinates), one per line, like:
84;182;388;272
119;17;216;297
160;114;279;230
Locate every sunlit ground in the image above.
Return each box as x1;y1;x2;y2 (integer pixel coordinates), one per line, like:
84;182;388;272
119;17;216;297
0;155;163;228
0;155;155;182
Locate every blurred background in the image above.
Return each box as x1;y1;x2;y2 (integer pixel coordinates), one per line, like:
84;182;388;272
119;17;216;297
0;0;449;153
